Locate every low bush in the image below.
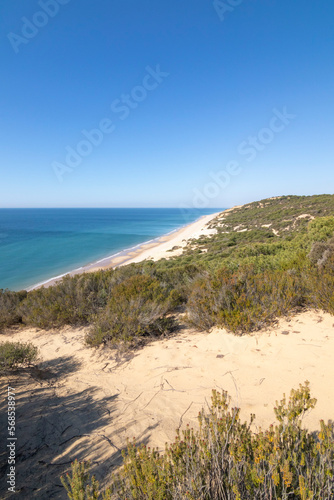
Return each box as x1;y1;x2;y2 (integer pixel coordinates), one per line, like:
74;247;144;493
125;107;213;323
19;272;114;328
0;289;27;330
62;382;334;499
146;262;204;305
86;274;177;347
308;239;334;267
305;250;334;315
0;341;38;370
307;216;334;242
61;460;108;500
186;265;305;333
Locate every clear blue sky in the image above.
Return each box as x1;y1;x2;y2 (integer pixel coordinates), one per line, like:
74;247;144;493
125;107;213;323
1;0;333;208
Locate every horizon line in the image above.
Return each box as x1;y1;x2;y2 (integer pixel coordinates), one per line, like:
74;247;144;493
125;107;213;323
0;206;226;210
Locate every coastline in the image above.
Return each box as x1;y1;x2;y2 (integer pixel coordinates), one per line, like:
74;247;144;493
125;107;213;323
27;211;222;291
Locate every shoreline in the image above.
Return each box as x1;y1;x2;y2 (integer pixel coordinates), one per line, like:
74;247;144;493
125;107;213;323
27;211;222;291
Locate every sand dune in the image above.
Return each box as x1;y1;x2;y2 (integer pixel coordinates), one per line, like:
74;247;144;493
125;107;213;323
1;309;334;498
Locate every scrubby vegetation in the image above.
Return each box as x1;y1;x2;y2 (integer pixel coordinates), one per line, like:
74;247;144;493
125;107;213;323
61;382;334;499
1;196;333;497
0;289;27;331
1;194;334;345
85;274;178;347
0;341;38;370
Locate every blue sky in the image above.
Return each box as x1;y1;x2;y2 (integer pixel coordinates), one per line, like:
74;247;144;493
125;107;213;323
1;0;333;208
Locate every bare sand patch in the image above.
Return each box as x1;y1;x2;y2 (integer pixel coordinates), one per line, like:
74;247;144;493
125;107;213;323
1;309;333;498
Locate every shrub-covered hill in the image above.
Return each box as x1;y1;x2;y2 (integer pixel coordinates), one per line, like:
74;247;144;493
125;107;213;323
161;194;334;269
211;194;334;234
1;194;334;346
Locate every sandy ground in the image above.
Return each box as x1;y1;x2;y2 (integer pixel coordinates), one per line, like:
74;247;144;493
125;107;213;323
1;309;334;498
29;212;221;290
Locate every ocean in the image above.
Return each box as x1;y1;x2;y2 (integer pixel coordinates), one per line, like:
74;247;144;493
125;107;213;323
0;208;221;292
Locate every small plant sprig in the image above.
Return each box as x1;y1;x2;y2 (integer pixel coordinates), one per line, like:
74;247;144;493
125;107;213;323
274;380;317;426
60;460;111;500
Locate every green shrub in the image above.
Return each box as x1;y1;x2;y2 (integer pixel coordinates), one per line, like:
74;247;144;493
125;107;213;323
61;460;111;500
307;216;334;242
112;383;333;499
308;239;334;267
0;341;38;370
19;272;114;328
187;265;305;333
0;289;27;330
86;275;177;347
305;250;334;314
62;383;334;499
146;262;204;305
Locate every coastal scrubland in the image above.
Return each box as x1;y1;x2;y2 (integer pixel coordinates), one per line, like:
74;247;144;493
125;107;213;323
1;194;334;499
1;194;334;344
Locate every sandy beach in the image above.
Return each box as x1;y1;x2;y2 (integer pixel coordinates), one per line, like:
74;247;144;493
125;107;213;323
92;211;221;268
1;309;333;498
29;211;221;290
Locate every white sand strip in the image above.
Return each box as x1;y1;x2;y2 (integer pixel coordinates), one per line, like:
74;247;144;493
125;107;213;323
30;211;221;289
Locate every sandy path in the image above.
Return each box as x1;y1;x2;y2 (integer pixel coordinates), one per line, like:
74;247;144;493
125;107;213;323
1;309;334;498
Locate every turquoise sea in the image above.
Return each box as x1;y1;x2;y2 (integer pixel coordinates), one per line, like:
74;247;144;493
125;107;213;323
0;208;221;291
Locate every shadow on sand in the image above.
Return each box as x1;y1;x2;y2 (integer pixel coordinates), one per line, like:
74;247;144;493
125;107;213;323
0;355;155;499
